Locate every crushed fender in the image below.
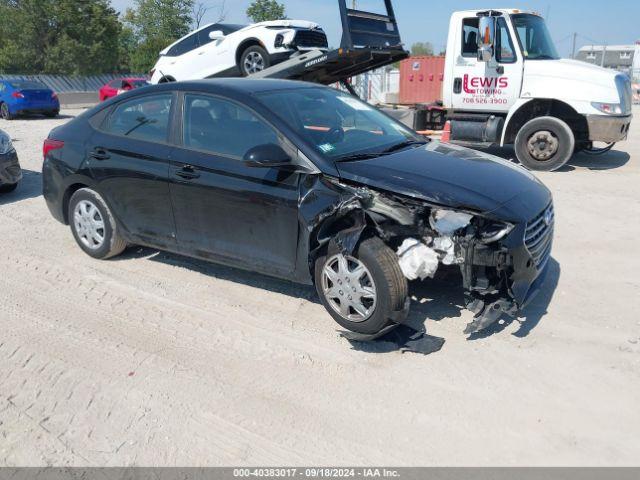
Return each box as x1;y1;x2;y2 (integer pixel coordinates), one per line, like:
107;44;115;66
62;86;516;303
301;176;524;340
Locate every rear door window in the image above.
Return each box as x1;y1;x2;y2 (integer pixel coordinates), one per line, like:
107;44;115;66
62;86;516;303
182;94;279;159
105;94;173;143
167;33;198;57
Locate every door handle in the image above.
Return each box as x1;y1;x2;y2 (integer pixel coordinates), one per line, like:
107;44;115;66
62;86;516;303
175;165;200;180
90;148;110;161
453;78;462;94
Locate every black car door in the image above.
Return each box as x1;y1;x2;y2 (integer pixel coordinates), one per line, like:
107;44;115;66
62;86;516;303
169;93;300;277
89;92;177;249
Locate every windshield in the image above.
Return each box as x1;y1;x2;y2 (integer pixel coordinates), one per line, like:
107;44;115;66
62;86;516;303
9;81;47;90
256;87;424;161
511;14;560;60
130;80;149;87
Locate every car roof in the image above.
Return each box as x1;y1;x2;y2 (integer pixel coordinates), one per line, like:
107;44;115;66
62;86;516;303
151;78;323;95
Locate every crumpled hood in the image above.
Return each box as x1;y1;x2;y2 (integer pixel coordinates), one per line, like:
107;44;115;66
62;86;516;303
250;20;321;30
336;141;551;222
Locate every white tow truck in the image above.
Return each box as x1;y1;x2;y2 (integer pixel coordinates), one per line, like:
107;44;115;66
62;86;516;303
412;9;633;171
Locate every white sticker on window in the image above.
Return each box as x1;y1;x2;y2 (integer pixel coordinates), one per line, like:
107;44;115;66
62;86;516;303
337;96;370;111
319;143;335;153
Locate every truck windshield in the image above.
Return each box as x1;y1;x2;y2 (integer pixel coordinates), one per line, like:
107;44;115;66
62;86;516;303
256;87;425;161
511;14;560;60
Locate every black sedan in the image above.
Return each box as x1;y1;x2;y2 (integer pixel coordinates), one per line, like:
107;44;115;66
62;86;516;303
0;128;21;192
42;79;553;336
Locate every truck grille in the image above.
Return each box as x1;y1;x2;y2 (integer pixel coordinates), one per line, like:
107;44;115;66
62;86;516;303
525;203;554;271
294;29;328;49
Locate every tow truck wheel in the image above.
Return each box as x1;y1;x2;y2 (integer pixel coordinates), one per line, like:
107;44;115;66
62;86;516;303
314;237;408;335
515;116;575;172
239;46;271;76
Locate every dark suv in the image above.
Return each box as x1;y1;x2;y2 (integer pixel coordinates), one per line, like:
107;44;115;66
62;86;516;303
43;79;553;337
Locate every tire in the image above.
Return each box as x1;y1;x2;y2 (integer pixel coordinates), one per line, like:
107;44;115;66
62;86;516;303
1;103;14;120
314;237;408;335
44;110;59;118
514;116;575;171
68;188;127;260
0;182;18;193
239;45;271;76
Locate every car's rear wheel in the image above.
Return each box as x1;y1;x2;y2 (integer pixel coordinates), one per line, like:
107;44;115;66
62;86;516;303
240;46;271;76
68;188;127;260
515;116;575;171
45;110;59;118
0;182;18;193
1;103;14;120
314;237;408;335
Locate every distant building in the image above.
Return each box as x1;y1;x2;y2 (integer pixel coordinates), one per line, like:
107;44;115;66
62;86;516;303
576;42;640;80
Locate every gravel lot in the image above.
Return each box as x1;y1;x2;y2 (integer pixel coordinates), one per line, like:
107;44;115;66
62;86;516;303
1;107;639;466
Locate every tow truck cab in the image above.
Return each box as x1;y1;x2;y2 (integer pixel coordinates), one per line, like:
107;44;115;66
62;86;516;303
441;9;633;171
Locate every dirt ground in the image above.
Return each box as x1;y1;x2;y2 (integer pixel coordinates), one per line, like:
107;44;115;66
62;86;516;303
0;107;639;467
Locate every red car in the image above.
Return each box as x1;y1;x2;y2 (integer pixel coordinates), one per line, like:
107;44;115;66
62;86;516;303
99;77;149;102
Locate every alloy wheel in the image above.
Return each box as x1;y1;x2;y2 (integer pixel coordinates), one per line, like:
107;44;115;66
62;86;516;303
321;253;377;322
243;52;265;75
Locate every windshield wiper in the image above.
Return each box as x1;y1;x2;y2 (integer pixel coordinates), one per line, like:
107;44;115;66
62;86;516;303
336;152;387;162
381;139;429;154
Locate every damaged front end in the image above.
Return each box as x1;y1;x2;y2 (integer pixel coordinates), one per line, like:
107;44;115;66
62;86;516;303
302;176;553;336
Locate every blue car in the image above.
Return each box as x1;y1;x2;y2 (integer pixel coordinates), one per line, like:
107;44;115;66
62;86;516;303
0;80;60;120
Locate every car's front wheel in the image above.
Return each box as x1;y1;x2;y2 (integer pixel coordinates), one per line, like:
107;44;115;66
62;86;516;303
239;46;271;76
515;116;575;171
314;237;408;334
68;188;127;260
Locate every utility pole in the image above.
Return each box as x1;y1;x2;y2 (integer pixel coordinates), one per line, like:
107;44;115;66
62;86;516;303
352;0;357;8
571;32;577;59
601;44;607;67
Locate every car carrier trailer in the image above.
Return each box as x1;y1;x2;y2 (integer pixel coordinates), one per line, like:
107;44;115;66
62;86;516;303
251;0;408;93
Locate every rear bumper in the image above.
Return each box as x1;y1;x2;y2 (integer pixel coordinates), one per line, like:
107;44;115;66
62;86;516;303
0;150;22;185
587;114;632;143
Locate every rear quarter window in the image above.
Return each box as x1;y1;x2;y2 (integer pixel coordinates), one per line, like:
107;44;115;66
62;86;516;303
103;94;173;143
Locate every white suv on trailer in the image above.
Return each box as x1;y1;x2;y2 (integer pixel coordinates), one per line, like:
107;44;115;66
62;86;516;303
150;21;329;84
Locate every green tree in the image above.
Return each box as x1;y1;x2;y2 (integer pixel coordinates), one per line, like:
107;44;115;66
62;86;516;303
0;0;122;75
124;0;195;72
410;42;434;56
246;0;286;23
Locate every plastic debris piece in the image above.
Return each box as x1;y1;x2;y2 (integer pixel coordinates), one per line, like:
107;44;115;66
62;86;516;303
396;238;439;280
432;236;457;265
430;210;473;235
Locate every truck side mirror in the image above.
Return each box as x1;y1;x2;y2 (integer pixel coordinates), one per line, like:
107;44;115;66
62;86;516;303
477;16;496;62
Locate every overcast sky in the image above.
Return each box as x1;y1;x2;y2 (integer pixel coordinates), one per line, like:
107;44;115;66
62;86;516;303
110;0;640;57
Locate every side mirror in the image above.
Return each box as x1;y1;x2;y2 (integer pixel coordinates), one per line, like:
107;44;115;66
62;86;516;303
477;16;496;62
244;144;292;168
209;30;225;40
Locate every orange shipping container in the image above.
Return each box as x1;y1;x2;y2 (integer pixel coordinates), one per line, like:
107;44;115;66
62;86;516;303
399;56;445;105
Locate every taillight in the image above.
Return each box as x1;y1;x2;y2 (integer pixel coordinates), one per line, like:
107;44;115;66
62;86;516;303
12;91;24;99
43;139;64;159
52;92;58;100
149;69;156;78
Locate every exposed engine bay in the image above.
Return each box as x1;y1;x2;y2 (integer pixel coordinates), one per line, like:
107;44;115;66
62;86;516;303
303;176;549;340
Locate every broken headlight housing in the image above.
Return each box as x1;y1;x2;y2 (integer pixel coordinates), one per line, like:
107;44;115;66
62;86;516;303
478;220;514;244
